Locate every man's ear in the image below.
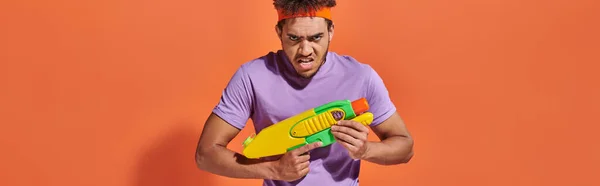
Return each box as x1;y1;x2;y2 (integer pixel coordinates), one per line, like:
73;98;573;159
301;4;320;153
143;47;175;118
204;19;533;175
328;23;335;41
275;25;282;40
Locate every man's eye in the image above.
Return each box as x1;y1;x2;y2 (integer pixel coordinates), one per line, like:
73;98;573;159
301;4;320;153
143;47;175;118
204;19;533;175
289;36;298;41
312;36;322;41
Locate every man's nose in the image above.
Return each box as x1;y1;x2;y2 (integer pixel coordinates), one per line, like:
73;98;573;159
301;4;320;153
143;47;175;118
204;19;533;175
298;41;313;56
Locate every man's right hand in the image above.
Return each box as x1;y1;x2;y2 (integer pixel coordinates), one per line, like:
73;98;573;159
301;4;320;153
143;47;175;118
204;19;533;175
271;142;323;182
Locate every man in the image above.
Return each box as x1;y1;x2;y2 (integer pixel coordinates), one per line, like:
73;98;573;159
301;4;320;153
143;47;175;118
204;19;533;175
195;0;414;185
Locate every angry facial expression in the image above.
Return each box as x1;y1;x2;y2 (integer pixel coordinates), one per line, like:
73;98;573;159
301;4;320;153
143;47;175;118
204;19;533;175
277;17;334;78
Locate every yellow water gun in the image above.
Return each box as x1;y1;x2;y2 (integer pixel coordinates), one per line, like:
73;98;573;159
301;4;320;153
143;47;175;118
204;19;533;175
241;98;374;159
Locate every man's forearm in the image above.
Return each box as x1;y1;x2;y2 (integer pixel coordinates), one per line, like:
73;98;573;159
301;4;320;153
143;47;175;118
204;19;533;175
362;136;414;165
195;144;276;179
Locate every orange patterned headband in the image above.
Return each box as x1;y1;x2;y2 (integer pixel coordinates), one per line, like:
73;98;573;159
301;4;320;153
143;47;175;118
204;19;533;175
277;7;332;22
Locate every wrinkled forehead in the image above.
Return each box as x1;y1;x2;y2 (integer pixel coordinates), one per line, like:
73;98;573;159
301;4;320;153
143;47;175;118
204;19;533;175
282;17;329;35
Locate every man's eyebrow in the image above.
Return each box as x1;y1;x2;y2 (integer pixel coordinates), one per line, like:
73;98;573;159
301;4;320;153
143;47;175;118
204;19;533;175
310;33;324;37
285;33;324;38
286;33;301;38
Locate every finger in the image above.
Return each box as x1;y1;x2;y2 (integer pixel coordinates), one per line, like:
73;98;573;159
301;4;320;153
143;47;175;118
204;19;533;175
296;160;310;170
332;131;361;147
334;136;358;152
296;153;310;163
337;120;370;133
298;165;310;176
291;142;323;156
331;125;366;141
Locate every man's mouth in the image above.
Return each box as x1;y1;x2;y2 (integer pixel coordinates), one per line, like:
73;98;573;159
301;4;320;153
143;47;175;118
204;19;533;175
297;58;314;71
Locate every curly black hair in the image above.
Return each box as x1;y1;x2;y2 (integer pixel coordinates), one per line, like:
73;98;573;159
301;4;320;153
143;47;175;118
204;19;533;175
273;0;336;31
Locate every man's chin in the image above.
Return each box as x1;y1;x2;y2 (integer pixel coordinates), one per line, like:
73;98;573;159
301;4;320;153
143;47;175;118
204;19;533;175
296;70;316;79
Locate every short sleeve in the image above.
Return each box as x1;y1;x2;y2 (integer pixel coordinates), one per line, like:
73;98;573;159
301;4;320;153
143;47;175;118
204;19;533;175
365;66;397;127
212;66;254;129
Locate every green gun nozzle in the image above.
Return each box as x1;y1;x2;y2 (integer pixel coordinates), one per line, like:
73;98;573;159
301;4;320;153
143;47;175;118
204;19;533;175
242;134;255;148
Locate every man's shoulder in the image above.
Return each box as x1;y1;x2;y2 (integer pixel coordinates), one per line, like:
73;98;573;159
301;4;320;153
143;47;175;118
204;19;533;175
328;51;376;76
234;51;281;75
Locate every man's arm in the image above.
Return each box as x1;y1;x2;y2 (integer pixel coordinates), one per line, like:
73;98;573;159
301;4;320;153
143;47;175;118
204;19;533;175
195;113;277;179
195;65;281;178
363;112;414;165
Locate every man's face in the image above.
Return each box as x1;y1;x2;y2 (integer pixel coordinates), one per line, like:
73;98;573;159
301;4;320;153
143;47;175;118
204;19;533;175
277;17;333;78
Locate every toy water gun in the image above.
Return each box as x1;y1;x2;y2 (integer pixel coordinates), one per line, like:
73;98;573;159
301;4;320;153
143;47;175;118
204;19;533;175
241;98;374;159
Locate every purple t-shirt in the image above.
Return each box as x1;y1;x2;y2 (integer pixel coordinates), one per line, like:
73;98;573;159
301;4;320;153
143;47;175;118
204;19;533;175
212;50;396;186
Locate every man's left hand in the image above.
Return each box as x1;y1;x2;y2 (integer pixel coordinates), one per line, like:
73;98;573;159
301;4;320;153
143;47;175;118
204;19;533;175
331;120;370;159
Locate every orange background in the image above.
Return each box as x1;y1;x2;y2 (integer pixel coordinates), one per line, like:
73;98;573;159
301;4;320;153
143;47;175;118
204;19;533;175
1;0;599;186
